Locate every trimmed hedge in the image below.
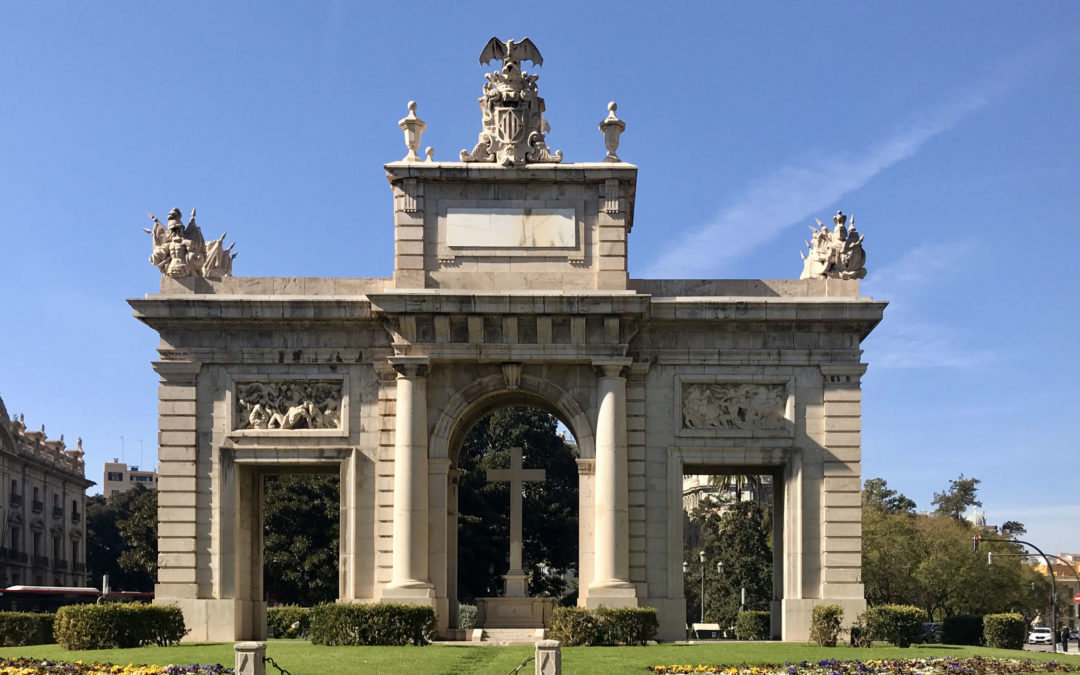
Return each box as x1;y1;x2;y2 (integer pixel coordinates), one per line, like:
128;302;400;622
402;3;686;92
309;603;434;646
267;606;311;639
734;610;770;640
943;614;983;646
547;607;658;646
810;604;843;647
864;605;925;647
54;604;187;649
983;612;1025;650
0;612;55;646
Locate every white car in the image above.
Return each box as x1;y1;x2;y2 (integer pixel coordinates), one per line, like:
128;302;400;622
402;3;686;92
1028;627;1053;645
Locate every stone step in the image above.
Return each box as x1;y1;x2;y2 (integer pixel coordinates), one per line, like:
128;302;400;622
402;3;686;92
477;627;546;645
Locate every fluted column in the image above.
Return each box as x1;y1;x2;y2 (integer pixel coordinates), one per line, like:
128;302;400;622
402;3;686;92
386;357;432;591
587;359;636;604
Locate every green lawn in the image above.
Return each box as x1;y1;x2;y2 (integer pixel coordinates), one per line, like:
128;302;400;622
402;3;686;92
2;641;1080;675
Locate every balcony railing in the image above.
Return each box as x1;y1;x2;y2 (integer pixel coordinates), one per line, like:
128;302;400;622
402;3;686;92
54;558;68;569
32;554;49;567
72;561;86;573
0;548;29;563
71;512;81;523
9;494;23;507
53;506;64;519
31;500;44;513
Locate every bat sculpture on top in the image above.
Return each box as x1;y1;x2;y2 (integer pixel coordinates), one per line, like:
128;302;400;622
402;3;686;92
479;37;543;77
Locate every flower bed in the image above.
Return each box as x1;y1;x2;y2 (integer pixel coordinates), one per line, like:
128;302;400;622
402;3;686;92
648;657;1080;675
0;658;232;675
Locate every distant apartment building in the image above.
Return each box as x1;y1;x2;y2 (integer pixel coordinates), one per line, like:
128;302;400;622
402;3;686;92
0;396;93;587
103;460;158;496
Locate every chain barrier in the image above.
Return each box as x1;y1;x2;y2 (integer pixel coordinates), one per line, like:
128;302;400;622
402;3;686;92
264;655;295;675
507;655;534;675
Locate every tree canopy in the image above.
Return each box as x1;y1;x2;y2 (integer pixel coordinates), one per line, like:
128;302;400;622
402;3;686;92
684;493;773;629
263;473;340;605
86;486;157;591
862;496;1048;620
931;473;982;520
456;406;579;602
862;477;917;515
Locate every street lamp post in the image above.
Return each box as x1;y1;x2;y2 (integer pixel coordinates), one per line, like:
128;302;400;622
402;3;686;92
977;536;1061;653
699;550;706;624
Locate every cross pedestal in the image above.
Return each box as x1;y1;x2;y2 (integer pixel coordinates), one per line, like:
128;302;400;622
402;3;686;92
486;446;545;598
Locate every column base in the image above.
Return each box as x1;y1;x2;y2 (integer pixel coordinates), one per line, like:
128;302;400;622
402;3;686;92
504;571;529;599
380;584;435;604
584;580;638;608
160;598;266;642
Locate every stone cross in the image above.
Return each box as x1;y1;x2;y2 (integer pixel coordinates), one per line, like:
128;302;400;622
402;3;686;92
486;446;546;598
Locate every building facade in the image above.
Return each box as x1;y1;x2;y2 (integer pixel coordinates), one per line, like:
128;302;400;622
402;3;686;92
0;396;94;587
103;460;158;496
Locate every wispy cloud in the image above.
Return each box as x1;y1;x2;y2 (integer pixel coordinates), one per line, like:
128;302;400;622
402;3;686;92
862;236;997;369
644;45;1055;279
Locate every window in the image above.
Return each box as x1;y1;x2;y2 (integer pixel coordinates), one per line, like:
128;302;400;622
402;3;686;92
107;472;123;481
10;526;20;552
33;531;42;555
53;537;62;561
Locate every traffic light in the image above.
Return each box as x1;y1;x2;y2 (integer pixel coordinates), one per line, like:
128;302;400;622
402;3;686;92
972;535;980;551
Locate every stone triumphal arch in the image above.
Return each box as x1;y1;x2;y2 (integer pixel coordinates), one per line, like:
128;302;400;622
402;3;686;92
130;37;884;642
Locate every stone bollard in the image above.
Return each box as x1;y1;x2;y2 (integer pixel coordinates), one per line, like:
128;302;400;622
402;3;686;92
535;639;561;675
235;641;266;675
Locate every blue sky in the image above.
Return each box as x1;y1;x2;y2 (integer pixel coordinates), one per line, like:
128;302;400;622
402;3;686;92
1;3;1077;555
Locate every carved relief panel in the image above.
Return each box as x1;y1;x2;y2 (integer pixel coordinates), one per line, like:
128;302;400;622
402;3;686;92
228;376;348;437
675;376;793;439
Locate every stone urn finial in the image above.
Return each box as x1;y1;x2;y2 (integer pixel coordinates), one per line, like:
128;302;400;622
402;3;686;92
599;101;625;162
398;101;426;162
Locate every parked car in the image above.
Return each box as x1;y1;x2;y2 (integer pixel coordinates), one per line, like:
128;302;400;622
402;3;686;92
1028;627;1054;645
921;622;943;644
1069;628;1078;641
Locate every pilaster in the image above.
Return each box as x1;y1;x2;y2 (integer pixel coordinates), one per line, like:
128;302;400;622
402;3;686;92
152;359;202;600
818;363;867;602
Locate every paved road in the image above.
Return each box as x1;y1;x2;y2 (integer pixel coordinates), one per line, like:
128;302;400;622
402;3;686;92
1024;641;1074;653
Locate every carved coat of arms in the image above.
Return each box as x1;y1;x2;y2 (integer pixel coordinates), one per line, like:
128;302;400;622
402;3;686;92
461;37;562;167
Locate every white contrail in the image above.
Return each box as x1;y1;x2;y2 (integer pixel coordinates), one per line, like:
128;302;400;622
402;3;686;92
643;45;1054;279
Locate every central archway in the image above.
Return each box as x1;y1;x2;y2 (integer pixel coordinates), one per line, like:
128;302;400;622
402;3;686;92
429;373;595;633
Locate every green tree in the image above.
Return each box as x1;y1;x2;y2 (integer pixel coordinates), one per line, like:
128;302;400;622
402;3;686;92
456;407;579;601
999;520;1027;537
862;497;1045;619
931;474;982;520
862;477;916;515
685;498;772;629
263;473;340;605
86;487;157;591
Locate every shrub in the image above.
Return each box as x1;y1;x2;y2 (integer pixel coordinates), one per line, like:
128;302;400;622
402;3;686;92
457;603;477;631
0;612;55;646
267;606;311;639
309;603;434;646
864;605;925;647
547;606;658;646
54;604;187;649
983;612;1025;650
734;611;770;640
594;607;658;645
943;614;983;646
810;604;843;647
548;607;601;646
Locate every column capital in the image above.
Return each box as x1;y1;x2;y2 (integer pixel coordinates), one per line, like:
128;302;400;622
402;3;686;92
389;356;430;378
152;359;202;385
819;363;868;385
593;358;632;379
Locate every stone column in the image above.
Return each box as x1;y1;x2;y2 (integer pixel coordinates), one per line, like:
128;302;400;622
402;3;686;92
587;359;636;605
383;357;433;596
